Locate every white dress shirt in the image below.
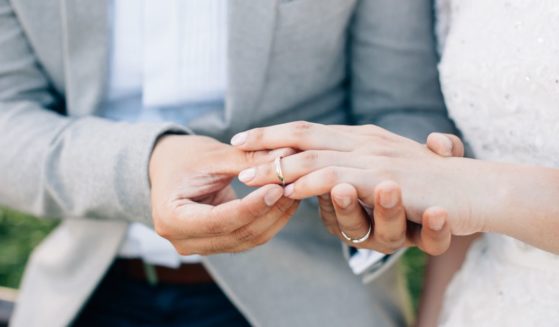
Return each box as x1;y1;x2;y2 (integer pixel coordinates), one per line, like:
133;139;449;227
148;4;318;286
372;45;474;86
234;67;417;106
103;0;388;276
103;0;227;268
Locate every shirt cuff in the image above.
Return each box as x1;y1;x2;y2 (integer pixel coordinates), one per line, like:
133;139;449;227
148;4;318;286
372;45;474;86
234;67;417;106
343;245;407;283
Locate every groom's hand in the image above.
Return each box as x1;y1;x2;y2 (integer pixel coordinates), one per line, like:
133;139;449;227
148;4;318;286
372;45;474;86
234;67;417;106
319;182;451;255
149;135;299;255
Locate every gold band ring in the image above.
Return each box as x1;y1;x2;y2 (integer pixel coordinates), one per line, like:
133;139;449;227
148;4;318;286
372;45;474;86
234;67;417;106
274;156;285;186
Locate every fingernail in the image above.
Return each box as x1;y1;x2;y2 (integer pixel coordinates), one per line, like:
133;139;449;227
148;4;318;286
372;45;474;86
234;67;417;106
440;135;453;156
230;132;247;146
379;189;397;209
284;184;294;197
239;168;256;183
429;214;445;231
264;187;283;207
335;196;352;209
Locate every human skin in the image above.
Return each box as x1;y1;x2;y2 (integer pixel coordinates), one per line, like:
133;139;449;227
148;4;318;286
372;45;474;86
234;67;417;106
148;132;458;256
232;121;559;254
232;125;465;255
149;135;299;255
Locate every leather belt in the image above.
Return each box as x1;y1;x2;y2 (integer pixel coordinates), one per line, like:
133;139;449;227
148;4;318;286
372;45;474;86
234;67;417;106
114;259;214;285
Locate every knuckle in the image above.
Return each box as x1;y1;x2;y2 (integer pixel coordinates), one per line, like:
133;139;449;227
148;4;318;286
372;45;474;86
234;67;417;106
362;124;380;134
319;203;336;215
300;151;320;169
175;244;195;256
369;146;394;158
245;202;266;220
275;197;294;214
253;235;270;247
234;226;258;243
318;196;335;213
205;219;226;235
244;150;258;164
258;163;275;179
321;167;340;186
153;214;174;239
292;121;313;135
340;220;367;234
377;231;406;247
205;238;222;255
360;125;387;140
249;128;264;143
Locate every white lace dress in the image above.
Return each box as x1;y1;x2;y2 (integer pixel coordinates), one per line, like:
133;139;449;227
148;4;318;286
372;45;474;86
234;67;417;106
436;0;559;326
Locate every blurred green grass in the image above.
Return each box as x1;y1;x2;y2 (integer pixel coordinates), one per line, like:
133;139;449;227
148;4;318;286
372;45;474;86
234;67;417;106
0;208;57;288
0;207;426;308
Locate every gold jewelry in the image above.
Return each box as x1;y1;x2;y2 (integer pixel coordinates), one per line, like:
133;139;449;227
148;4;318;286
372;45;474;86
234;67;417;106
274;156;285;186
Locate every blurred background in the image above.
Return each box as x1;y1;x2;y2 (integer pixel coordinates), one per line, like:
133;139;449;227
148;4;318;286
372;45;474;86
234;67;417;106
0;207;427;308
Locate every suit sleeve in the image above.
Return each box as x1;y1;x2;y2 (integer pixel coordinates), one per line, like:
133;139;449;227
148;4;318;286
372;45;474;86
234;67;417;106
0;1;187;225
349;0;458;142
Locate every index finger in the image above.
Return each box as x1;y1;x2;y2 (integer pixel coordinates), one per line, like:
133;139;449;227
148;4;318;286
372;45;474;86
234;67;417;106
230;121;354;152
173;184;285;238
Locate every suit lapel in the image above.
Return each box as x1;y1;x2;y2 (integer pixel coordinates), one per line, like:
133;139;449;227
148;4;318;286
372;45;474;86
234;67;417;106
61;0;109;116
226;0;278;133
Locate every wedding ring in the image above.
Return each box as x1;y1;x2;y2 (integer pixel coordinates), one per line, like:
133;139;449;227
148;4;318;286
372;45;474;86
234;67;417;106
340;222;372;244
274;156;286;186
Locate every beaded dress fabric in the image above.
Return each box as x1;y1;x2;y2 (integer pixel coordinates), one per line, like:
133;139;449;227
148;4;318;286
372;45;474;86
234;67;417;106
436;1;559;326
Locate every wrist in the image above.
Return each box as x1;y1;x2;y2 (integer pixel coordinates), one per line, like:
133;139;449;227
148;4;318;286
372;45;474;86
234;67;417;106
149;133;185;188
485;164;559;236
444;158;503;235
472;161;511;234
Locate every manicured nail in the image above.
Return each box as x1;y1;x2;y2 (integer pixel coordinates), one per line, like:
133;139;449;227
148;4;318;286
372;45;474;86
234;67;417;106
429;214;445;231
239;168;256;183
230;132;247;146
284;184;294;197
335;196;352;209
264;187;283;207
440;135;453;156
379;189;398;209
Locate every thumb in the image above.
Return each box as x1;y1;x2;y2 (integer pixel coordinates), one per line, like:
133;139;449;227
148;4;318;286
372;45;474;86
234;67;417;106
426;133;465;157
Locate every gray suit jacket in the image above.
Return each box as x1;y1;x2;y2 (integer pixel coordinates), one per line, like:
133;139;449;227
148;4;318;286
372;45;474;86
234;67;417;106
0;0;455;326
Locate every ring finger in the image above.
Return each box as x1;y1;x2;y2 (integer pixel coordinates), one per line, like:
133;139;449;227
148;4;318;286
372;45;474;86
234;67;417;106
238;150;368;186
330;183;372;244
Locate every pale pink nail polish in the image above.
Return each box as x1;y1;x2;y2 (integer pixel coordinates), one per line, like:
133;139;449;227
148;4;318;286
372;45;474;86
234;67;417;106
230;132;247;146
284;184;294;197
239;168;255;183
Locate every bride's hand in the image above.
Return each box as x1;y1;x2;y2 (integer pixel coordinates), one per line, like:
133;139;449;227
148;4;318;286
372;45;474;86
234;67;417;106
231;121;486;237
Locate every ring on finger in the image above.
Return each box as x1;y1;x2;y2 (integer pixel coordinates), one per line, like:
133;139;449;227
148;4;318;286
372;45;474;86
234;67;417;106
340;222;372;244
274;156;285;186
